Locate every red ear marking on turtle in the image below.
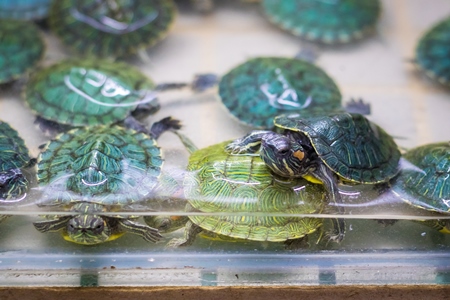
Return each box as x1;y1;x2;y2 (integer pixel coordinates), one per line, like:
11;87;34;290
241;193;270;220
293;150;305;161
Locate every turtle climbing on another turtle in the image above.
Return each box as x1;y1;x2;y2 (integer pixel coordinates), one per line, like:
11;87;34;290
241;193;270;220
414;16;450;87
33;118;180;245
49;0;177;59
144;139;325;249
390;142;450;233
0;121;36;201
226;111;401;242
0;20;45;84
261;0;381;44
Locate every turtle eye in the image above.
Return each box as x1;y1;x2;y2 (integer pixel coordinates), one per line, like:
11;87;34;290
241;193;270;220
278;147;290;155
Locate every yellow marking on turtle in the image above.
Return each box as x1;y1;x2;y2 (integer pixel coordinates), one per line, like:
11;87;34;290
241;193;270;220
302;174;323;184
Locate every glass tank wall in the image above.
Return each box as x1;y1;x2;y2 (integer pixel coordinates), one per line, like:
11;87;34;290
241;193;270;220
0;0;449;287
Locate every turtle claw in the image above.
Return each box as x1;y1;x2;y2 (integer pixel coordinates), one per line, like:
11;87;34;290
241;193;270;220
325;231;345;244
191;73;219;92
149;117;182;139
165;237;188;248
344;98;371;115
224;140;246;154
142;227;163;243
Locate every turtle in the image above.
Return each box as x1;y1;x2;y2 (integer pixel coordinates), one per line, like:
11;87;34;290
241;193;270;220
33;118;179;245
0;0;51;20
225;111;401;242
0;121;36;201
219;56;346;129
144;139;325;248
390;142;450;233
49;0;177;59
414;16;450;87
261;0;381;44
0;20;45;84
24;58;166;135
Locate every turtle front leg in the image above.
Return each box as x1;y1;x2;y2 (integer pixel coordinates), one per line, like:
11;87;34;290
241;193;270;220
33;216;71;233
0;169;28;200
149;117;182;140
117;219;162;243
166;220;203;248
344;98;371;115
311;163;346;243
225;131;272;154
154;73;218;93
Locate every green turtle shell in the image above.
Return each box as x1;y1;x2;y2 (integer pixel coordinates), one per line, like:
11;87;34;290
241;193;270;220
0;0;51;20
49;0;176;59
391;142;450;214
37;125;163;207
262;0;381;44
24;58;156;127
415;16;450;86
0;20;45;84
183;141;324;242
0;121;33;199
218;57;342;129
275;112;401;183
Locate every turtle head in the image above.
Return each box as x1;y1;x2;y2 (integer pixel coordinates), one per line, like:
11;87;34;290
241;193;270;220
143;215;188;233
260;132;308;178
65;215;112;245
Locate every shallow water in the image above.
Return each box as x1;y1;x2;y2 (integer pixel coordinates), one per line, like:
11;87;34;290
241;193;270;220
0;0;449;287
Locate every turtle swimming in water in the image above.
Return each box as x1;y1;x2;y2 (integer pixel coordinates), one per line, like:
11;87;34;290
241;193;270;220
49;0;177;59
33;118;179;245
226;112;401;242
261;0;381;44
0;121;35;201
144;139;325;248
390;142;450;233
415;16;450;87
0;20;45;84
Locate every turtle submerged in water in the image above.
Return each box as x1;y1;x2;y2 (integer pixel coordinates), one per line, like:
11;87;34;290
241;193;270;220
33;118;180;245
226;112;401;242
145;138;325;249
390;142;450;233
0;121;35;201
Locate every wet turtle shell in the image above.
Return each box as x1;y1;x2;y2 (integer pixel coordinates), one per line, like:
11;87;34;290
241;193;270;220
225;111;399;243
0;0;51;20
0;121;34;200
262;0;381;44
218;57;342;128
415;16;450;86
49;0;176;59
274;112;401;184
34;125;164;244
0;20;45;84
24;58;158;131
165;140;325;246
391;142;450;214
